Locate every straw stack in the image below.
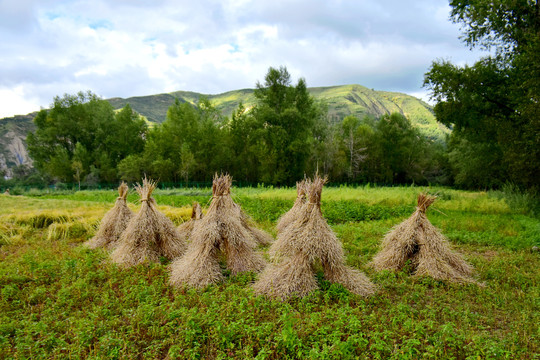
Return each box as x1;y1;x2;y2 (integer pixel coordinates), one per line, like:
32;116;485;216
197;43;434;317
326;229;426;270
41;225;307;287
85;182;134;250
169;174;266;288
371;193;476;283
110;178;187;267
254;175;376;300
177;202;203;241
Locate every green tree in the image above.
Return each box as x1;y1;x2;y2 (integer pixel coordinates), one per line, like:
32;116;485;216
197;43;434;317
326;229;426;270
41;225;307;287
251;66;324;184
108;104;147;163
424;0;540;189
27;92;148;184
117;154;149;182
137;97;225;182
225;103;262;182
374;113;429;184
71;160;83;190
179;144;196;184
339;115;376;181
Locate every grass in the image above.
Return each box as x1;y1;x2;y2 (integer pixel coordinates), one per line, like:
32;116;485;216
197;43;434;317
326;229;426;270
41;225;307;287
0;186;539;359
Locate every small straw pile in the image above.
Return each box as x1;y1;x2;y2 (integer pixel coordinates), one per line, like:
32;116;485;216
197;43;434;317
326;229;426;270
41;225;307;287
275;179;309;235
177;202;203;241
254;175;376;300
85;182;134;250
237;205;274;246
169;174;266;288
370;193;475;283
110;178;187;267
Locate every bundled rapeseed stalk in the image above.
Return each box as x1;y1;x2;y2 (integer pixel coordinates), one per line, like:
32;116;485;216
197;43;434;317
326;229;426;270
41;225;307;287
110;178;187;267
237;206;274;246
85;182;134;250
370;193;476;283
177;202;203;242
254;175;376;300
169;174;266;288
275;179;309;235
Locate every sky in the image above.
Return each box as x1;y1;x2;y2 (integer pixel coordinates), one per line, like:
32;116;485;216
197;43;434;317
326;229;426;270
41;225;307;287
0;0;487;118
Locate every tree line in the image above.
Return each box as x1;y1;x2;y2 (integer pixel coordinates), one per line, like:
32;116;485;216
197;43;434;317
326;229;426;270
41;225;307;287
21;67;447;187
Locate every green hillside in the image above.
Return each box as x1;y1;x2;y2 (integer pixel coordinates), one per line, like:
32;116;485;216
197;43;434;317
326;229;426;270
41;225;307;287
107;85;445;140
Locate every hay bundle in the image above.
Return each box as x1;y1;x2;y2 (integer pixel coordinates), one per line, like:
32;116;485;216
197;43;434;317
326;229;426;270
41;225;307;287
269;179;309;259
85;182;134;250
237;206;274;246
370;193;475;283
169;174;266;288
110;178;187;267
276;179;309;234
252;253;318;300
177;202;203;241
254;176;376;300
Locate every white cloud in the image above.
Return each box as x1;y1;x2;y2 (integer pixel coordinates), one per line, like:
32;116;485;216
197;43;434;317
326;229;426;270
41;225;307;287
0;0;487;117
0;85;43;118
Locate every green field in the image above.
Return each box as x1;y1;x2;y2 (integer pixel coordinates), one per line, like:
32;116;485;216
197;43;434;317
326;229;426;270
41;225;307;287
1;186;539;359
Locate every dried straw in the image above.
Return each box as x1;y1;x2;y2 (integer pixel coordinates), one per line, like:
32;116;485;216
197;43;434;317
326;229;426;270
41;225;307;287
169;174;266;289
276;179;309;234
85;182;134;250
177;202;203;241
237;206;274;246
370;193;475;283
269;179;310;259
110;178;187;267
252;252;318;300
255;175;376;299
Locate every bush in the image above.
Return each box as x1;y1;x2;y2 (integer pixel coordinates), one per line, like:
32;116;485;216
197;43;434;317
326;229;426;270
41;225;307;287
494;183;539;217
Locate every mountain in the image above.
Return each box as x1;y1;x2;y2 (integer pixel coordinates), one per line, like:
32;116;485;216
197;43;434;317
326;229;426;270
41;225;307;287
0;85;446;176
108;85;445;139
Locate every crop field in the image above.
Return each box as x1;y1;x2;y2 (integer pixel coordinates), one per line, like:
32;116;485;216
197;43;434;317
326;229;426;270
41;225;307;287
0;186;539;359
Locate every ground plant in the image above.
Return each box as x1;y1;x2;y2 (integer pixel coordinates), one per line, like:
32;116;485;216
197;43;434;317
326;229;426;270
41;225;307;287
0;185;538;359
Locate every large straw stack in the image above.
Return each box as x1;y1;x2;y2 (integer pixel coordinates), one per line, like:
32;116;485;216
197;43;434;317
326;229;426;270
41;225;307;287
254;176;376;300
110;178;187;267
169;174;266;288
85;182;134;250
177;202;203;241
371;193;475;283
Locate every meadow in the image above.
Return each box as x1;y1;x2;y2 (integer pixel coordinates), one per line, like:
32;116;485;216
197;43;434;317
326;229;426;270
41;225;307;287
0;186;538;359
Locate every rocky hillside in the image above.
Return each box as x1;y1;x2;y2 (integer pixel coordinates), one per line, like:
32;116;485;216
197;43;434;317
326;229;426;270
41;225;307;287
0;114;35;177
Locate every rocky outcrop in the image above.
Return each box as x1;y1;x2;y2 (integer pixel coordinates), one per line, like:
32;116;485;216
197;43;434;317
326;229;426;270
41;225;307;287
0;115;35;178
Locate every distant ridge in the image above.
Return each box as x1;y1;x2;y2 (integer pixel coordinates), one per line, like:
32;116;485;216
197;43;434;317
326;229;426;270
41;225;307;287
108;84;444;139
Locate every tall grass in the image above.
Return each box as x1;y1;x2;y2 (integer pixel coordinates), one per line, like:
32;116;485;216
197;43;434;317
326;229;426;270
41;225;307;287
490;183;540;217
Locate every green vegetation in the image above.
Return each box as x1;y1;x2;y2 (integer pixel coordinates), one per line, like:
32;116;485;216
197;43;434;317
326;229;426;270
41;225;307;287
1;186;538;359
26;92;148;185
424;0;540;190
19;68;445;187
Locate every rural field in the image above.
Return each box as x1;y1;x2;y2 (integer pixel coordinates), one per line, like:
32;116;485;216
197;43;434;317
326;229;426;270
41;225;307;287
0;185;538;359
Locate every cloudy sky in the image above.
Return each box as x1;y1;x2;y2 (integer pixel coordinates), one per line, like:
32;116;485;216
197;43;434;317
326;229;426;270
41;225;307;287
0;0;487;118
